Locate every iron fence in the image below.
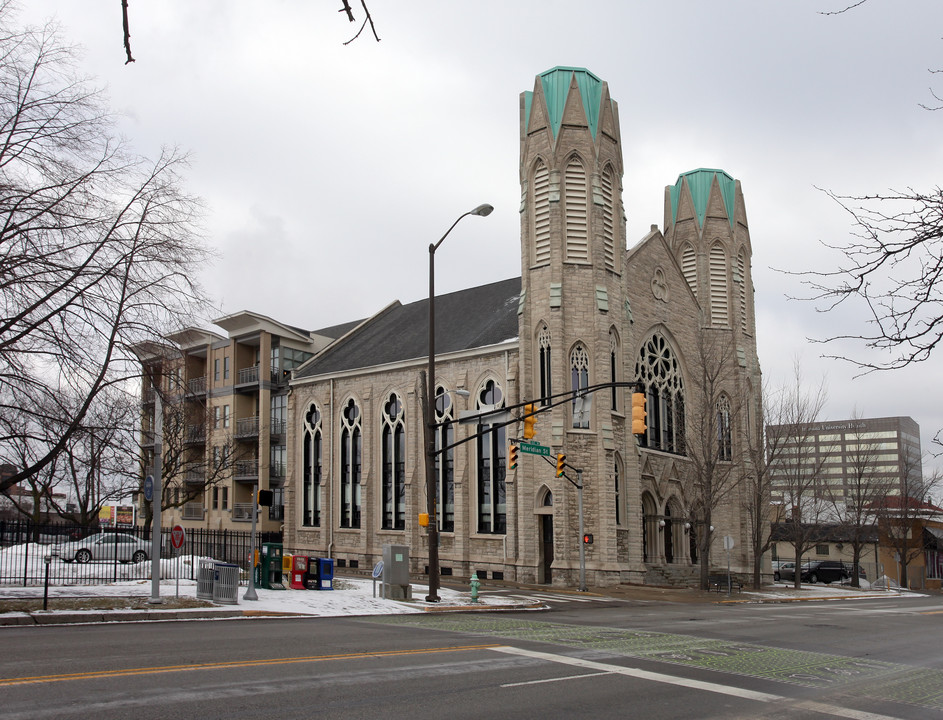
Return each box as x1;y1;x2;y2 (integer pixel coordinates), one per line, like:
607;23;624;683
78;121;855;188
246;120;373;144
0;519;280;587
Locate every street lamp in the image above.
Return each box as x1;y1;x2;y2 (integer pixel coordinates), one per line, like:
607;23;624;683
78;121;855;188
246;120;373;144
425;203;493;602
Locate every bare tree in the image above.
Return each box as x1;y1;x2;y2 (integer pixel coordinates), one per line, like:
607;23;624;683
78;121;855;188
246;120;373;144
871;458;942;589
822;414;895;587
0;4;211;493
683;331;746;590
764;361;831;589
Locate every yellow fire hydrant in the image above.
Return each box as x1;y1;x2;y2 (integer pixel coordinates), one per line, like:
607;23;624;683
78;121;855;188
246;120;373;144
470;572;481;603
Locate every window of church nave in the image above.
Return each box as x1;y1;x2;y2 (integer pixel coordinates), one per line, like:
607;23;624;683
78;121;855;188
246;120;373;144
434;386;455;532
538;325;552;406
381;393;406;530
476;379;507;534
609;329;620;412
339;398;362;528
634;333;686;455
570;343;590;429
302;403;322;527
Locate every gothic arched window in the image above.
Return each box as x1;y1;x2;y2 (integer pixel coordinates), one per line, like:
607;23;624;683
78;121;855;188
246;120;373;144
538;325;552;406
302;403;322;527
381;393;406;530
476;379;506;534
634;333;686;455
434;386;455;532
570;342;590;429
717;394;732;461
339;398;362;528
565;157;589;262
532;160;551;266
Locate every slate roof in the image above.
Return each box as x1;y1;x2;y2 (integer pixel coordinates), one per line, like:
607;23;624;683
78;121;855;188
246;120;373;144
294;277;521;378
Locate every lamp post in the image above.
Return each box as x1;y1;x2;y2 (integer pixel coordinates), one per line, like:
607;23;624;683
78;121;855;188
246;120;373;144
425;203;493;602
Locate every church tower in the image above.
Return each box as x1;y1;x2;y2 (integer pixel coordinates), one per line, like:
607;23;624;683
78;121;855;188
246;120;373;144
515;67;631;585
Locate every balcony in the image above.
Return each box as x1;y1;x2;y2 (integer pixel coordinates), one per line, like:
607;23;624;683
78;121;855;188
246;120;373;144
187;376;207;395
234;459;259;481
270;462;286;479
185;424;206;444
182;502;204;520
235;416;259;439
238;366;259;385
270;419;286;437
232;503;253;522
184;466;204;484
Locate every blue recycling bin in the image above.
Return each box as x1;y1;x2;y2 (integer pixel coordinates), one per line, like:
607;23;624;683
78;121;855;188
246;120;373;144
318;558;334;590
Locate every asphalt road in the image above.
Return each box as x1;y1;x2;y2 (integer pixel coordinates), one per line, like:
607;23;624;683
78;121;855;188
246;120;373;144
2;591;941;719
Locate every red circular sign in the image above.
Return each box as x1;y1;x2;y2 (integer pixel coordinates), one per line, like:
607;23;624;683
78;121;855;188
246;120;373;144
171;524;186;549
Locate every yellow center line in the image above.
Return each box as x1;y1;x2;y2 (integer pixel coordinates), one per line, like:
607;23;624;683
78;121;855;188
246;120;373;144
0;643;503;687
919;610;943;615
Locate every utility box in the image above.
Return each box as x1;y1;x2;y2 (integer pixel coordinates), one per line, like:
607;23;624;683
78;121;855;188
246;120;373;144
382;544;411;600
258;543;283;589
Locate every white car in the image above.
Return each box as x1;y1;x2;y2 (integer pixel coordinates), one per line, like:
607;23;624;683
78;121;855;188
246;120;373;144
56;532;150;564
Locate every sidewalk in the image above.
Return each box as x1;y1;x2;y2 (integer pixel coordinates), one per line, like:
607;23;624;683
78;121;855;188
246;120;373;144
0;575;930;627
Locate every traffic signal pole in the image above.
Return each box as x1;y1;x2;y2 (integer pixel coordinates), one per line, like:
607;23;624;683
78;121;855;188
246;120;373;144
576;469;586;592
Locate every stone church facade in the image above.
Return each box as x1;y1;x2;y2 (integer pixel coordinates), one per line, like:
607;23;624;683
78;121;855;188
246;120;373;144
284;67;764;587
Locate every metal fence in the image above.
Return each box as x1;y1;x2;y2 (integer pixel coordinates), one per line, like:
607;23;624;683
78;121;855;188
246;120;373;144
0;519;281;587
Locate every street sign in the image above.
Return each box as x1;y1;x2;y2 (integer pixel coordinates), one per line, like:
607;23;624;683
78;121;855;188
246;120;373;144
519;441;550;457
723;535;735;551
372;560;384;579
143;475;153;502
171;524;186;550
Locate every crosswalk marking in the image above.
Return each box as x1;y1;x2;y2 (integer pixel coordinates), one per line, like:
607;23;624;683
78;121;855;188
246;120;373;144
507;592;619;604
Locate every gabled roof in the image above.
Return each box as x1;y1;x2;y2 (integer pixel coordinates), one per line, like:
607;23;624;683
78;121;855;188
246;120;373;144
294;277;521;379
212;310;314;344
668;168;737;229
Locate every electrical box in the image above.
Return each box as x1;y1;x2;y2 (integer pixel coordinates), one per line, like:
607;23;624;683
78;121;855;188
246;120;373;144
382;543;411;600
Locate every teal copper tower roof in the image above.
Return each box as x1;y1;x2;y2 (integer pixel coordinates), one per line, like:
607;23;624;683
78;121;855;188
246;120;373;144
525;66;604;139
669;168;737;229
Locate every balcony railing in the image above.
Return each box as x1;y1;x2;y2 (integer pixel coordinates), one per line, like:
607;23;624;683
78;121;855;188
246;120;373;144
187;376;207;395
232;503;253;522
234;459;259;479
270;462;286;478
184;466;204;483
235;416;259;439
185;425;206;444
182;503;204;520
270;419;286;437
237;366;259;385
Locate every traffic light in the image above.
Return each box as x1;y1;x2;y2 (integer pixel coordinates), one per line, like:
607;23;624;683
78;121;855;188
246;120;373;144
257;489;274;507
508;444;519;471
582;533;594;545
555;453;566;477
632;392;647;435
522;403;538;440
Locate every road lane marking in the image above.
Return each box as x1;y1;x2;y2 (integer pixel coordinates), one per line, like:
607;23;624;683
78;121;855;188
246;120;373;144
502;671;612;687
490;646;908;720
0;643;502;687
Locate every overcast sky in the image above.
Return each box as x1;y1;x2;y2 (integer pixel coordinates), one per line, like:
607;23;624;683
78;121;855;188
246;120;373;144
19;1;943;470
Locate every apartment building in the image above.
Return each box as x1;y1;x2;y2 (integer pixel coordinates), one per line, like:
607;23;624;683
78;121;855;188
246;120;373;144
138;311;357;533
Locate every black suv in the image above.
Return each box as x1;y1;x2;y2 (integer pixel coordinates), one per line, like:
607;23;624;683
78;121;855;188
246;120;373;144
800;560;864;584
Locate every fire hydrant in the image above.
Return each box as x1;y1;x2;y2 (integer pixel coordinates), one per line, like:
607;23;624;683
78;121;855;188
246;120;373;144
470;572;481;603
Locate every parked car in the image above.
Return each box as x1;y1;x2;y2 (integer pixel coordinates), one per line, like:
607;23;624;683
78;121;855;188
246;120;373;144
774;562;796;582
56;532;149;564
801;560;856;584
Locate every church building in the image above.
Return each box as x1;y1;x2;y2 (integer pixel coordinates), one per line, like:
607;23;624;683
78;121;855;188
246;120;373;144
284;67;765;587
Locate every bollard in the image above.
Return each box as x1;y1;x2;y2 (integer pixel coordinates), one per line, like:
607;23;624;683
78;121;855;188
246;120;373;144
470;572;480;603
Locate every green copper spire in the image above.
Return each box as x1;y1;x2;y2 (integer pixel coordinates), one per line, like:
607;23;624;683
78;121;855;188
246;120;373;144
524;66;604;139
669;168;737;229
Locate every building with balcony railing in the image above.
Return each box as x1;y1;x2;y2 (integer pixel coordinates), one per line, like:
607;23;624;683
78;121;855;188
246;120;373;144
135;311;352;533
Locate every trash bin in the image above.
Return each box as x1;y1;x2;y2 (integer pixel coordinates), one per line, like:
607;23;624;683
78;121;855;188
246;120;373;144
196;558;215;600
290;555;308;590
305;556;321;590
259;543;283;589
317;558;334;590
213;562;240;605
